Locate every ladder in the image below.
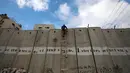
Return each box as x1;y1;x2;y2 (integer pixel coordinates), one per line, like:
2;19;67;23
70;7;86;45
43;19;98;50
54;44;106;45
60;34;68;73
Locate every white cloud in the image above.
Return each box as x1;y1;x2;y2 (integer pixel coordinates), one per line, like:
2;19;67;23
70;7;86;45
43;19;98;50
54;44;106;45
118;23;130;28
55;3;71;20
56;0;130;28
16;0;26;8
16;0;49;11
73;0;119;27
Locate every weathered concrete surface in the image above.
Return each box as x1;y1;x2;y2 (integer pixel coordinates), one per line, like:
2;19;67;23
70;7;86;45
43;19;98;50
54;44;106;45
115;28;130;47
75;28;96;73
44;29;61;73
0;28;130;73
0;30;24;68
102;29;130;73
0;29;15;68
28;30;49;73
64;29;77;73
0;28;4;36
89;28;115;73
12;30;37;70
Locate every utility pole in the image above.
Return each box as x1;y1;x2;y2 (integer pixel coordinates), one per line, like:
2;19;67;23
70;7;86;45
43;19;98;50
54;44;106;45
114;25;116;29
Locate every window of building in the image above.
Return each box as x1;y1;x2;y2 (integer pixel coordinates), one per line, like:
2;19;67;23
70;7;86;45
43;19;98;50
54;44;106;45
0;21;4;24
2;21;4;23
15;27;19;30
38;27;42;29
45;27;50;29
12;23;15;27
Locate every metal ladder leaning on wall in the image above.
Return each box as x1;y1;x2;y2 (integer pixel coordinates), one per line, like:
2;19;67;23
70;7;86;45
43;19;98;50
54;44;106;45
60;30;68;73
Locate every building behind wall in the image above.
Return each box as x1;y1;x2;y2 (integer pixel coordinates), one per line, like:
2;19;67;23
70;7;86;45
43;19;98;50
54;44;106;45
0;14;22;30
34;24;54;30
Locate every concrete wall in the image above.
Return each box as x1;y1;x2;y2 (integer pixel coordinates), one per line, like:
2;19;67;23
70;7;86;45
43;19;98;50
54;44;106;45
0;28;130;73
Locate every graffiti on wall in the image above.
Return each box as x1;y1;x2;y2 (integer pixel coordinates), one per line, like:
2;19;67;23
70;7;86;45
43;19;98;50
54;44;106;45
70;64;123;73
0;47;129;55
0;68;27;73
44;64;123;73
46;68;54;73
0;65;124;73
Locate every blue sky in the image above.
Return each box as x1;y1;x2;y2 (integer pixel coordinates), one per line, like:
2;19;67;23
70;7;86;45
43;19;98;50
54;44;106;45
0;0;130;30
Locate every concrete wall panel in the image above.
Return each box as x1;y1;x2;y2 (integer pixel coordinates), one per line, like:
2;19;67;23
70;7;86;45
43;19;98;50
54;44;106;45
12;30;37;71
0;28;4;36
102;29;130;73
115;29;130;47
89;28;114;73
0;29;14;69
75;28;96;73
0;29;14;47
43;29;78;73
0;30;24;69
65;29;77;73
44;29;61;73
28;30;49;73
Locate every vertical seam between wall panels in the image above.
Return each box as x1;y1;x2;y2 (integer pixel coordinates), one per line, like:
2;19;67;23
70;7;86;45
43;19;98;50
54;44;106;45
95;29;116;70
10;31;25;68
60;30;62;73
101;29;115;67
86;28;98;73
92;29;106;72
0;29;15;69
52;34;57;72
26;30;38;73
73;29;79;73
42;30;50;73
52;40;57;71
